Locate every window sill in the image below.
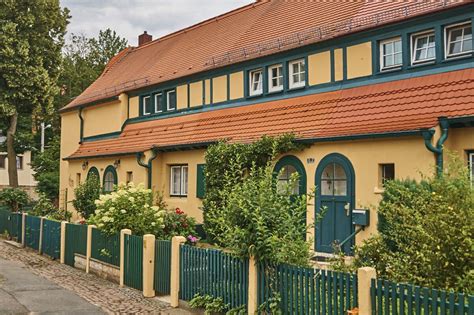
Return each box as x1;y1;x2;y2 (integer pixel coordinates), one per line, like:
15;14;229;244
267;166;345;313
267;89;284;95
169;195;188;198
443;53;473;62
409;60;436;69
288;85;306;92
378;66;402;74
247;93;263;99
373;187;385;194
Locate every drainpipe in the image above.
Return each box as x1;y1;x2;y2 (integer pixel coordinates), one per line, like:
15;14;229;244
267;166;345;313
422;117;449;176
78;108;84;143
136;148;158;189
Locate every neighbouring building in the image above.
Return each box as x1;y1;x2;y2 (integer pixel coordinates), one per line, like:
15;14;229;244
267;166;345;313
0;137;37;198
59;1;474;255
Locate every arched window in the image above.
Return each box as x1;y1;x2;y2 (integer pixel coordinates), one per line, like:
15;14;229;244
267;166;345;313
274;155;306;196
87;167;100;182
103;166;117;193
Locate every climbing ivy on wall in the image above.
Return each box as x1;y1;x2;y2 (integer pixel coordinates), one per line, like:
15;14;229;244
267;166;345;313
202;134;305;245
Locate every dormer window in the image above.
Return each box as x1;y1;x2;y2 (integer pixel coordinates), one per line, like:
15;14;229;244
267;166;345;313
167;90;176;111
249;68;263;96
411;31;436;64
380;37;402;71
268;64;283;93
155;93;163;113
143;96;152;115
289;59;305;89
445;22;472;58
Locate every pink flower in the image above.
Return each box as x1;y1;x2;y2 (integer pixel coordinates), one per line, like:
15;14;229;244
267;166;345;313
187;235;199;243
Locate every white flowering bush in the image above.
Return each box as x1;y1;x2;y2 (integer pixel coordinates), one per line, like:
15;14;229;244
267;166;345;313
88;182;166;236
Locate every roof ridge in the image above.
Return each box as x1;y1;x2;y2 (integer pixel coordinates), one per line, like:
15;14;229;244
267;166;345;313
133;1;266;51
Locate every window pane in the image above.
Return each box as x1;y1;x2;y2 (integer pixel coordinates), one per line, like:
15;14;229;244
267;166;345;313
449;41;462;54
465;27;472;37
333;180;347;196
182;166;188;195
155;94;162;112
427;46;436;59
143;96;152;114
384;42;393;55
417;37;428;48
321;164;334;180
104;172;115;192
171;167;181;195
464;38;472;52
450;29;464;42
321;179;333;195
16;156;23;169
334;163;347;180
167;91;176;110
0;155;5;169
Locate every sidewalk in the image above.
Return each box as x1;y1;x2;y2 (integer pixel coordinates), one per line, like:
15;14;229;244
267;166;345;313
0;240;171;314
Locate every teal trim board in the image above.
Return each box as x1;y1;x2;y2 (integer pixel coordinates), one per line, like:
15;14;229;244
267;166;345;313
82;131;121;142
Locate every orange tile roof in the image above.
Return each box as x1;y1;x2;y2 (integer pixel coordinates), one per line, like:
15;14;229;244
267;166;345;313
66;68;474;160
61;0;469;111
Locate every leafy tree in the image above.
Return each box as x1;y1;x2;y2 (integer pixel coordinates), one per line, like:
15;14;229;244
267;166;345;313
72;175;101;219
0;0;69;187
349;154;474;293
30;136;60;204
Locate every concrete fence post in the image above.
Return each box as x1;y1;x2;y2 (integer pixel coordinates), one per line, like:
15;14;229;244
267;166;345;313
357;267;377;315
120;228;132;287
142;234;156;298
60;221;67;264
170;236;186;308
86;224;96;274
38;217;45;254
21;212;27;247
248;255;258;315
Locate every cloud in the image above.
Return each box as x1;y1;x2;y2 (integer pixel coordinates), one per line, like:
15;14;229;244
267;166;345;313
61;0;254;46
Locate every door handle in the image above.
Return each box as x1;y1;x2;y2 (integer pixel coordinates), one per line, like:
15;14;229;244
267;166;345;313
344;203;351;216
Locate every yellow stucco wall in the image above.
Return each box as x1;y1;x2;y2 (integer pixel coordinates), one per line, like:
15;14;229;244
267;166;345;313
82;101;121;137
204;79;211;105
212;75;228;104
176;84;189;110
229;72;244;100
129;96;139;119
153;149;206;223
346;42;373;80
308;51;331;86
334;48;344;81
444;127;474;162
189;81;203;107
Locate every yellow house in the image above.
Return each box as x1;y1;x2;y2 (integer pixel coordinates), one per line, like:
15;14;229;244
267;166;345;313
60;1;474;255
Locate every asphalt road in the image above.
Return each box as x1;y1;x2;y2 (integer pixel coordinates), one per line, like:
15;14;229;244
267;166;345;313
0;257;104;315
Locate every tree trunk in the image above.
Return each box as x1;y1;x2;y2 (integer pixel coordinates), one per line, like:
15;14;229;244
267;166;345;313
6;112;19;188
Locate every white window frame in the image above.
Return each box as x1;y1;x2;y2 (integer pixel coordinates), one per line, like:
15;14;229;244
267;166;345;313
288;59;306;89
411;30;436;65
142;96;151;115
379;37;403;71
445;21;473;59
249;68;263;96
170;165;188;197
268;64;283;93
154;93;162;113
469;152;474;186
167;90;176;111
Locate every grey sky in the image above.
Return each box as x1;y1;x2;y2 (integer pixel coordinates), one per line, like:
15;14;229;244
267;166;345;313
61;0;254;46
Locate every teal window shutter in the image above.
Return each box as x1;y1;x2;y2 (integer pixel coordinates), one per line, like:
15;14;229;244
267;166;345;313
196;164;206;199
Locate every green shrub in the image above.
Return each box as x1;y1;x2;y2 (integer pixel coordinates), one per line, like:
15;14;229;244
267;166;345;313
160;207;198;242
0;187;29;212
88;182;166;236
72;174;101;219
215;164;314;266
351;155;474;293
30;193;71;221
189;293;229;315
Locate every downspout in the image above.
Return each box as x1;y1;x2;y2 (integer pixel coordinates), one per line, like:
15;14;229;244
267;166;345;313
78;108;84;143
136;148;158;189
422;117;449;176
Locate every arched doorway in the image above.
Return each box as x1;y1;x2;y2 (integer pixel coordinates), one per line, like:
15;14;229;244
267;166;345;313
315;153;355;254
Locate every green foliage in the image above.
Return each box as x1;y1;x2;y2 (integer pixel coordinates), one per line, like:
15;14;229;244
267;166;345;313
0;187;29;212
350;155;474;293
160;207;197;242
189;293;229;315
88;183;166;236
29;193;70;221
203;134;305;244
215;164;313;266
30;136;60;202
72;175;101;219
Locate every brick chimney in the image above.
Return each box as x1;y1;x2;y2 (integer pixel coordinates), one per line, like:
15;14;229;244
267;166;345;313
138;31;152;46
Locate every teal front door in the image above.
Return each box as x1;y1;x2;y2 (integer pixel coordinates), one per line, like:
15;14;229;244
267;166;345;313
315;153;355;254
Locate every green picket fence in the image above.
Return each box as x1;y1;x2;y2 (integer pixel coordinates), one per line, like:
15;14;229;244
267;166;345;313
258;263;358;315
0;210;21;240
179;245;249;309
371;279;474;315
25;215;41;250
65;223;87;266
91;228;120;267
124;234;143;290
154;239;171;295
41;219;61;259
